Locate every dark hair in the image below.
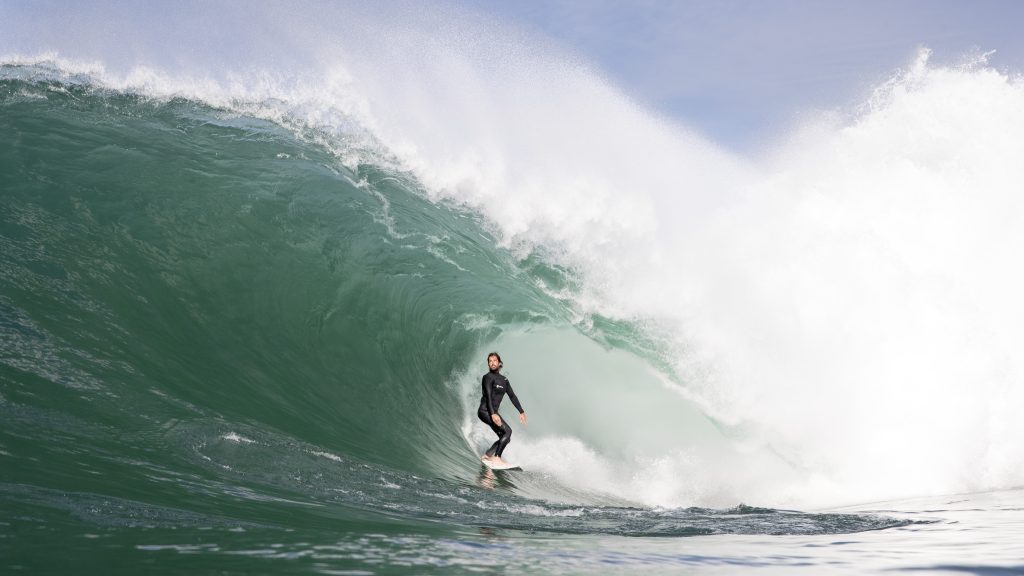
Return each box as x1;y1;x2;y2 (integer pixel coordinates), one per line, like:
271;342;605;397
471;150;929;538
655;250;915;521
487;352;503;368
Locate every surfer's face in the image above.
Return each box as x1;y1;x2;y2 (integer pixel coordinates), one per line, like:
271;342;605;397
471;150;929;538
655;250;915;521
487;355;501;371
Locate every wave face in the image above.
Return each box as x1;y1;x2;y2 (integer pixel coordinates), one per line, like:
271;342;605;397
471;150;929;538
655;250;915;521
2;1;1024;546
0;70;555;482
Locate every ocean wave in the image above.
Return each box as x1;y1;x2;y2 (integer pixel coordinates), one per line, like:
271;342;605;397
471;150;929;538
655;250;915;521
4;0;1024;514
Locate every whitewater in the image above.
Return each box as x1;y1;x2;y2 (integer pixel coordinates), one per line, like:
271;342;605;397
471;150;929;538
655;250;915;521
2;1;1024;574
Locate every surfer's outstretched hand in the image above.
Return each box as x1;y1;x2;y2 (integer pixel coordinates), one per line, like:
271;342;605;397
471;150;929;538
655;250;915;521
519;412;528;426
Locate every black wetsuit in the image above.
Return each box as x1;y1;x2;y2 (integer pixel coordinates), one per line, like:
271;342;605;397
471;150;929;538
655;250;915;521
478;370;524;458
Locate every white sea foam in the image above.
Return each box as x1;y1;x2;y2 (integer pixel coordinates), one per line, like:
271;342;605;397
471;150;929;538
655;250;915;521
222;432;256;444
358;36;1024;507
6;3;1024;508
309;450;343;462
417;42;1024;508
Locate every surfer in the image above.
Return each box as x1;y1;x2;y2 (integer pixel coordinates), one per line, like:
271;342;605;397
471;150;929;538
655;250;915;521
478;352;527;467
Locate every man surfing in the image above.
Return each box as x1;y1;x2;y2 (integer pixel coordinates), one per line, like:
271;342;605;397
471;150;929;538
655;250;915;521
478;352;527;468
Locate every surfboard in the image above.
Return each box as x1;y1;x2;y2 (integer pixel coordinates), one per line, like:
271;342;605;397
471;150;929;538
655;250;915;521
481;458;521;471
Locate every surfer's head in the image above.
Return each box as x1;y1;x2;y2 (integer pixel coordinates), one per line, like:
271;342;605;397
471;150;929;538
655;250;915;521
487;352;503;371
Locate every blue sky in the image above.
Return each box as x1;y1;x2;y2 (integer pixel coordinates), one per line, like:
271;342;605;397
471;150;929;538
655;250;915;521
466;0;1024;149
3;0;1023;150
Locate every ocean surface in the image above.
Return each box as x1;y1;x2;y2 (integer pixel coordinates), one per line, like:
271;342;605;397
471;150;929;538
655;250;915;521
3;3;1024;574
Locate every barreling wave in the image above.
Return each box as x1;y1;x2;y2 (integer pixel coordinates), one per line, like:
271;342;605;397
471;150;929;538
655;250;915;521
0;69;910;538
4;1;1024;541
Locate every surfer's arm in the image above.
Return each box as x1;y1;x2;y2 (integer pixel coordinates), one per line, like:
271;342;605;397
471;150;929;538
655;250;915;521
507;383;526;425
483;374;496;418
486;376;503;426
507;382;524;414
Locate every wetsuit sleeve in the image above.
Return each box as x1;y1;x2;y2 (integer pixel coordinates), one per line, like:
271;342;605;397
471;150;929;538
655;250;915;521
483;374;495;417
506;380;525;414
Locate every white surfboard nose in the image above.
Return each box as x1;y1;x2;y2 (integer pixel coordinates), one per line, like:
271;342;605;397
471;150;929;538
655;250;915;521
481;458;521;471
